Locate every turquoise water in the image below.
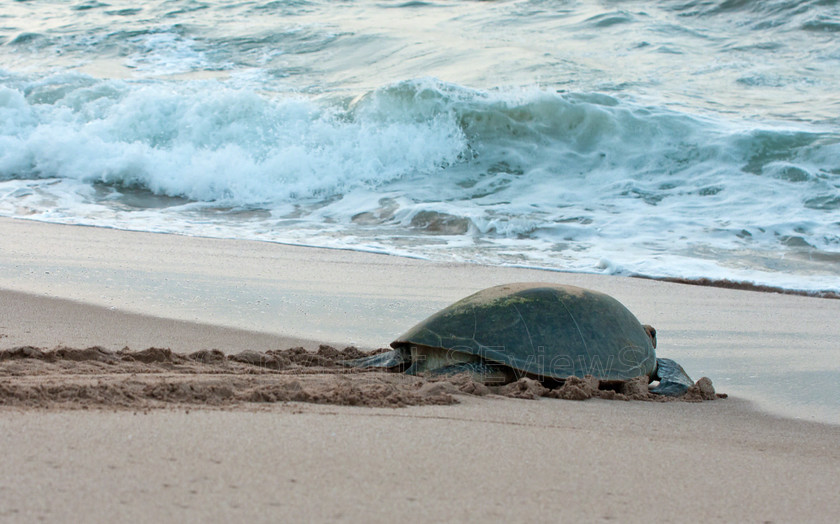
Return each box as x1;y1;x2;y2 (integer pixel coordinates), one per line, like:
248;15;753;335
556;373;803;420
1;0;839;293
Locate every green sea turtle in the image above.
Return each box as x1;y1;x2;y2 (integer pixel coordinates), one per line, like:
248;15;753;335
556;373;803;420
345;282;694;396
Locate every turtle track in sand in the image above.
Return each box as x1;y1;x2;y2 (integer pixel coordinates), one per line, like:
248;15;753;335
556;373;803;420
0;346;724;410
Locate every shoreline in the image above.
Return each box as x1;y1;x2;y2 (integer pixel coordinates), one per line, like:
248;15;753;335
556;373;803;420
7;215;840;300
635;274;840;300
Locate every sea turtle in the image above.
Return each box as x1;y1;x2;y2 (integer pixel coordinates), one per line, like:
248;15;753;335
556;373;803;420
345;282;694;396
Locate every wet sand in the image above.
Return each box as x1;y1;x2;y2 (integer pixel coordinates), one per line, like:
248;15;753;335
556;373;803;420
1;217;839;522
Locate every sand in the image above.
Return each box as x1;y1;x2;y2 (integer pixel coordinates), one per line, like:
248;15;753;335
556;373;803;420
1;217;839;522
0;345;720;409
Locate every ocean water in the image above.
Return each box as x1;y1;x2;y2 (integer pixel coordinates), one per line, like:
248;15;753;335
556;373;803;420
1;0;839;295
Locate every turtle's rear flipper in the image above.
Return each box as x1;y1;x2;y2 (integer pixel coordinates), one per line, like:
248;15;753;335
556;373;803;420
340;348;410;370
650;358;693;396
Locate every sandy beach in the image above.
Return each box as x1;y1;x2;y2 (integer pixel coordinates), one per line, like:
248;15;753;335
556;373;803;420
2;217;839;522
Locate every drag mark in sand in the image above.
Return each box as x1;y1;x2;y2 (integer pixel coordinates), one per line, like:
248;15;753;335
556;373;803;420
0;345;723;410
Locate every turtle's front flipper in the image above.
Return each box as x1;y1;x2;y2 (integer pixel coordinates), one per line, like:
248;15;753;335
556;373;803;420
650;358;693;396
340;348;410;371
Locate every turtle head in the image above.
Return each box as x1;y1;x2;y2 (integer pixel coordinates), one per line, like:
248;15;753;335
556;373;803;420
643;325;657;349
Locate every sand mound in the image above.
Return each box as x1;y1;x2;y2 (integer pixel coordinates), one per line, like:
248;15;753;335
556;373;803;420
499;378;549;399
546;375;727;402
0;346;724;410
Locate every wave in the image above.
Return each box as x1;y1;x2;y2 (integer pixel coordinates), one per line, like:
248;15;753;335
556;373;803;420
3;74;836;201
0;74;465;203
1;73;839;291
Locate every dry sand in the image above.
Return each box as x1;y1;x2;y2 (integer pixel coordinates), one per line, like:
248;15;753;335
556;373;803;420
1;217;839;522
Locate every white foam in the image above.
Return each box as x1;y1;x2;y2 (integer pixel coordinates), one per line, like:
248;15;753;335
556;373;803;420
124;30;214;75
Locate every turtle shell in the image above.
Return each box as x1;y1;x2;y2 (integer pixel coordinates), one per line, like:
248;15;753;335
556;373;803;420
391;283;656;381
